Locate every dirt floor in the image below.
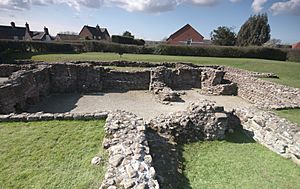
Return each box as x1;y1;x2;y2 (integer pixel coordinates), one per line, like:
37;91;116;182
28;90;253;120
0;78;8;83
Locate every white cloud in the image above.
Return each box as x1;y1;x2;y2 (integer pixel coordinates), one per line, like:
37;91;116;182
189;0;220;6
109;0;180;12
251;0;268;13
270;0;300;15
1;0;299;15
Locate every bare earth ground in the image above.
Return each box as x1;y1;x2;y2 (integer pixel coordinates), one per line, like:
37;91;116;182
28;90;252;120
0;77;8;83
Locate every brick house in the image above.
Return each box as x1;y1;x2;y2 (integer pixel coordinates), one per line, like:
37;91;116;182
79;25;110;40
167;24;204;45
292;42;300;49
0;22;53;41
0;22;26;40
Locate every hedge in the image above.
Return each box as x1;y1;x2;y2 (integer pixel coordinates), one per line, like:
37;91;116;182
286;49;300;62
112;35;145;46
154;45;288;61
0;40;299;62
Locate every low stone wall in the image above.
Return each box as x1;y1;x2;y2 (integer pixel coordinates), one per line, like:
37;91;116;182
233;107;300;164
201;67;237;96
101;110;159;189
0;111;108;122
224;67;300;109
149;100;228;143
0;66;51;114
147;100;228;188
149;66;180;103
0;64;21;77
102;70;150;91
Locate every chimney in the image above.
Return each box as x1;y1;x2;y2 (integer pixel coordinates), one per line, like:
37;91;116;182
44;26;49;35
11;22;15;28
25;22;30;32
96;24;100;30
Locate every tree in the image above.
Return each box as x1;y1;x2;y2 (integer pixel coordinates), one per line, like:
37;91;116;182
263;38;281;48
210;26;236;46
122;31;134;38
237;14;271;46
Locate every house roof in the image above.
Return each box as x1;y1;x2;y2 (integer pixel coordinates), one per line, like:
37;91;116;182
56;34;80;40
0;25;26;39
167;24;204;41
80;25;110;40
84;25;108;37
292;42;300;49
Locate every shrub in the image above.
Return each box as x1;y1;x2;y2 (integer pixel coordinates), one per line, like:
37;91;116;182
287;49;300;62
154;45;287;61
112;35;145;46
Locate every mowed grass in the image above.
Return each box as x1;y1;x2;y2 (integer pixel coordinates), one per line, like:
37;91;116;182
0;120;107;189
180;130;300;189
275;109;300;125
30;52;300;88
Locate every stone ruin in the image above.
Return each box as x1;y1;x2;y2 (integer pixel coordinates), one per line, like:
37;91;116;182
0;61;238;114
0;60;299;188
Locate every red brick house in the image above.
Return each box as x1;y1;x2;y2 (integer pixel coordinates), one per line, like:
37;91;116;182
167;24;204;45
292;42;300;49
79;25;110;40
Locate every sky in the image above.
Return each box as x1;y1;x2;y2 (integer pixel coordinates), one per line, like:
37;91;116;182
0;0;299;44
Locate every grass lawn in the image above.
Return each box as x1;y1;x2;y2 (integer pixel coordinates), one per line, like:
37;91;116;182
0;120;107;189
275;109;300;126
179;130;300;189
28;52;300;88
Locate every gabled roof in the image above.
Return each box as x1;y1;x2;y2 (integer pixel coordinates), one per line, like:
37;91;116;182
292;41;300;49
79;25;110;40
167;24;204;41
0;25;26;39
85;26;102;37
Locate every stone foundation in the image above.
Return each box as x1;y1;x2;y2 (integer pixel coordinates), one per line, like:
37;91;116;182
224;67;300;109
101;110;159;189
233;107;300;164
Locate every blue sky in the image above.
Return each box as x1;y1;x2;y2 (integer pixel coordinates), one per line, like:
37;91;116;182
0;0;299;44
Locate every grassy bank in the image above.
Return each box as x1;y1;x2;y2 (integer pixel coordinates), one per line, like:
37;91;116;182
275;109;300;126
29;52;300;88
0;120;107;189
180;130;300;189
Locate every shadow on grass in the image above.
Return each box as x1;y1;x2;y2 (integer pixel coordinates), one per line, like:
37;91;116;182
1;52;79;64
146;124;256;189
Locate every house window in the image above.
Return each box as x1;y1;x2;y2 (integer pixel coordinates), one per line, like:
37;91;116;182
187;39;192;46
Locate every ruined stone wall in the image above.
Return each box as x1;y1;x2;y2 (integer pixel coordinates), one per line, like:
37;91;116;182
224;67;300;109
0;66;51;114
101;111;159;189
102;70;150;91
0;64;21;77
49;63;103;93
234;107;300;164
147;100;228;188
0;111;108;122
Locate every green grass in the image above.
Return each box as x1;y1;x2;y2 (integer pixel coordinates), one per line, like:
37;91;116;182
180;130;300;189
0;120;107;189
28;52;300;88
275;109;300;126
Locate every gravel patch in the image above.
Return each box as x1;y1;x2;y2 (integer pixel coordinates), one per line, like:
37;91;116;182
28;90;253;120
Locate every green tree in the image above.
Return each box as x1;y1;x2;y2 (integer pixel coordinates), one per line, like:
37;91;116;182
210;26;236;46
237;14;271;46
122;31;134;38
